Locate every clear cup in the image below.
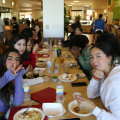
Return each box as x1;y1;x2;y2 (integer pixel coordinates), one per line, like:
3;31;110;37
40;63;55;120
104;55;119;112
60;54;65;63
32;69;39;78
63;62;70;74
73;92;81;100
54;63;59;73
39;70;45;77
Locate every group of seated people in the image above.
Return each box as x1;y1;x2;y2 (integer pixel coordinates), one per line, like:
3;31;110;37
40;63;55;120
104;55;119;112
1;23;120;120
63;24;120;120
0;27;50;120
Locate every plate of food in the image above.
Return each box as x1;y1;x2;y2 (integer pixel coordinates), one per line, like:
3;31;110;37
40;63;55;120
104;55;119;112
36;62;46;67
37;50;49;54
58;73;77;82
38;58;48;62
13;108;45;120
68;100;91;116
74;73;86;78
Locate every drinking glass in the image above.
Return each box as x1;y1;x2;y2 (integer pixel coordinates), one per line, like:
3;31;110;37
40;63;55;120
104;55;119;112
39;70;45;77
32;69;39;78
60;54;64;63
54;63;59;73
63;62;70;74
54;39;58;45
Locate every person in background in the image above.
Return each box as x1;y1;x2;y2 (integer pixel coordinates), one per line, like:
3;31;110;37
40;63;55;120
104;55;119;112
4;18;7;25
31;19;35;28
75;26;83;35
76;42;120;120
93;14;105;33
6;18;9;25
0;13;5;41
34;20;38;26
27;39;39;68
12;17;19;36
62;23;76;47
70;35;92;76
34;25;42;43
0;48;25;120
91;30;103;45
75;18;81;27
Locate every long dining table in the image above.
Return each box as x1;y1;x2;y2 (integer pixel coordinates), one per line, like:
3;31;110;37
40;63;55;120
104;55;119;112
20;47;105;120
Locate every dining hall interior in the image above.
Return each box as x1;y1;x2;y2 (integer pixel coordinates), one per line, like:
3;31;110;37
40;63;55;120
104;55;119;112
0;0;120;120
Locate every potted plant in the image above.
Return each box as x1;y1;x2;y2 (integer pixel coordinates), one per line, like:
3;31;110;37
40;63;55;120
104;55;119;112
52;76;57;83
56;47;61;57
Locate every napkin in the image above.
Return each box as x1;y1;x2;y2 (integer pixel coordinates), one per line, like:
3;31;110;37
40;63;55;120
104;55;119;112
31;87;67;103
37;54;50;57
24;77;44;86
8;104;48;120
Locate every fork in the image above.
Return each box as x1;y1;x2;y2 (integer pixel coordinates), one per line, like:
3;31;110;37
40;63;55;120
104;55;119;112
21;101;35;116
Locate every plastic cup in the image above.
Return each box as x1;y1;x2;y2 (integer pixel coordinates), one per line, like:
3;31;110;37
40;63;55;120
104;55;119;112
63;62;70;74
60;54;64;63
32;69;39;78
73;92;81;100
39;70;45;77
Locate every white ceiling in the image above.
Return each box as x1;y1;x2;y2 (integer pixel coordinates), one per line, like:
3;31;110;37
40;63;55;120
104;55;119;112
18;0;108;11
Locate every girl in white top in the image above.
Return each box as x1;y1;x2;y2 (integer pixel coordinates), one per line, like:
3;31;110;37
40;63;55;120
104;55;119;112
75;42;120;120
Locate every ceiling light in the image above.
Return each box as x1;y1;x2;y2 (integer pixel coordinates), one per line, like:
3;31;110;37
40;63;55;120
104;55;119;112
2;0;5;4
71;3;75;4
68;5;72;6
74;1;79;2
11;2;14;6
85;5;90;7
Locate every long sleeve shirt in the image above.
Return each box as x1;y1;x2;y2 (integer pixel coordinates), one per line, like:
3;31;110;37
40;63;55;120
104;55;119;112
78;45;92;74
87;65;120;120
0;68;25;112
22;52;36;69
93;19;105;32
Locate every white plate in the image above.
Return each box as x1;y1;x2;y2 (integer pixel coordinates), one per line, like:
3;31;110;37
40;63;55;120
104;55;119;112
36;62;46;67
42;103;66;118
75;73;86;78
37;49;49;54
13;108;45;120
68;100;92;116
34;68;45;71
38;58;47;62
58;74;77;82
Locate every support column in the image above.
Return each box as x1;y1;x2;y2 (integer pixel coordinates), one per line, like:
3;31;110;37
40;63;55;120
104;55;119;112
43;0;64;41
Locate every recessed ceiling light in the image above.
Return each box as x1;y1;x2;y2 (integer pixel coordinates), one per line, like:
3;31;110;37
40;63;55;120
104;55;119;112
74;1;79;2
2;0;5;4
71;3;75;4
11;2;14;6
68;5;72;6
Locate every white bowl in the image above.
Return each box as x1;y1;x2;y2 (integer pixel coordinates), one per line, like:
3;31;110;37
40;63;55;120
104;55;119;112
68;100;92;116
42;103;66;118
13;108;45;120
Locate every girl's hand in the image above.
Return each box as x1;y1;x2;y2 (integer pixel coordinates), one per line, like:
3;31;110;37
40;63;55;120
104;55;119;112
92;69;104;80
76;95;96;113
11;63;24;76
33;44;39;52
43;76;51;82
26;65;33;73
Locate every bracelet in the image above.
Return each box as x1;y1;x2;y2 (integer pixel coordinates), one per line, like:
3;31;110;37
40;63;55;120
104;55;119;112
93;76;100;80
32;51;36;54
